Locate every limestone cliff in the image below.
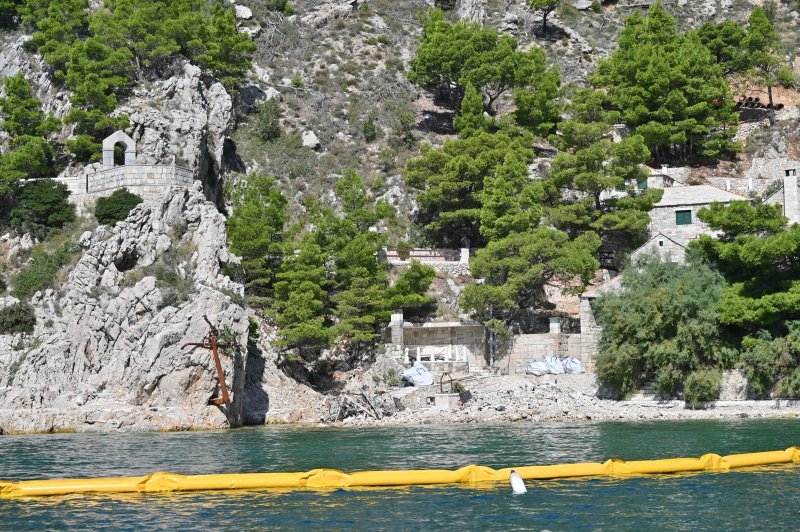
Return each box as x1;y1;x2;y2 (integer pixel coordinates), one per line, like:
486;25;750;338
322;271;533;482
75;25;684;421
0;185;269;433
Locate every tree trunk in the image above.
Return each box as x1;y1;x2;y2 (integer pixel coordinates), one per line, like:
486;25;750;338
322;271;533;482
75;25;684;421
767;84;776;126
542;12;548;34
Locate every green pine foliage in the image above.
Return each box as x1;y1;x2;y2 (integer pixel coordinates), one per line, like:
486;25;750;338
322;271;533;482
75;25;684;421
22;0;255;161
741;6;784;124
0;1;22;28
593;254;727;399
461;228;600;327
9;179;75;237
94;188;143;225
0;301;36;334
271;171;433;362
405;128;537;247
408;8;560;119
593;2;739;162
0;74;61;194
691;201;800;330
225;173;288;309
548;135;662;243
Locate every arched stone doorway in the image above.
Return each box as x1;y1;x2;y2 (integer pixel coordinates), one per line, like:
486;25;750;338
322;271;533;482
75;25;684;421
102;130;137;169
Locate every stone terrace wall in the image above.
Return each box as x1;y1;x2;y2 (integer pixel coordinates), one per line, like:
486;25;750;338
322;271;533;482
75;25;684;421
53;165;194;196
88;165;194;194
384;248;471;276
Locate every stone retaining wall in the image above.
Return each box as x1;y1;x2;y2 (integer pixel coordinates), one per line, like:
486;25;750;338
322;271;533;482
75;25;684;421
384;248;472;276
501;333;583;375
53;165;194;196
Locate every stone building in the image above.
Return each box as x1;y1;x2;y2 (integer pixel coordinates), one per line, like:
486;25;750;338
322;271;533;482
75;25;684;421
649;185;747;241
764;174;800;224
630;232;688;264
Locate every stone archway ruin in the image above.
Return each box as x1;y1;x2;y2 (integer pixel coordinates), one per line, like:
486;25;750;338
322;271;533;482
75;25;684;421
102;130;137;169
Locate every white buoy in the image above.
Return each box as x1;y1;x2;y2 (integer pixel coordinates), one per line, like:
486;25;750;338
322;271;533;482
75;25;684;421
509;469;527;494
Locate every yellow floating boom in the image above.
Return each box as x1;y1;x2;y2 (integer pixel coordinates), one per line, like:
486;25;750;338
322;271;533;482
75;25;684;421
1;447;798;498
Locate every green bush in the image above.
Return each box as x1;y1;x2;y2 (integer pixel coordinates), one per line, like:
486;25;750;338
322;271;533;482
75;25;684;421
0;302;36;334
11;244;73;299
252;99;282;142
363;117;377;142
776;368;800;398
683;369;722;406
591;0;602;12
94;188;143;226
10;179;75;237
594;255;726;398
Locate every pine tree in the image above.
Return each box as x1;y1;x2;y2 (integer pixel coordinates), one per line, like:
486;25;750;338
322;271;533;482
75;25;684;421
453;83;488;136
527;0;562;34
743;7;782;125
405;129;536;247
0;74;59;138
226;173;288;309
593;2;738;161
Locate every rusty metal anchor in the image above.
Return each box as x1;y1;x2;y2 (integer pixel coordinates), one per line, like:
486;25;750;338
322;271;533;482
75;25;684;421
182;315;230;406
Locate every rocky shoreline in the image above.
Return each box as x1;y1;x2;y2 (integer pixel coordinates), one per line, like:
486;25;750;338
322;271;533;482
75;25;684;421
322;374;800;428
2;373;800;434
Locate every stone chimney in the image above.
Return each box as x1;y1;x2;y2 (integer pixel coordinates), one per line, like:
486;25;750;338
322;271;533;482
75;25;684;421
785;174;799;223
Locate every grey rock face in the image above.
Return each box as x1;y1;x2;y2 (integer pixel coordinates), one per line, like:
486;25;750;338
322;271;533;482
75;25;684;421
0;184;256;433
117;63;235;195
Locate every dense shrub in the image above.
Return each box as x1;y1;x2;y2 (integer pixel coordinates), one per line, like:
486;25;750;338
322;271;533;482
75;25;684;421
363;117;377;143
94;188;143;226
594;254;727;398
0;302;36;334
10;179;75;237
683;369;722;406
251;100;282;142
739;322;800;398
11;244;73;299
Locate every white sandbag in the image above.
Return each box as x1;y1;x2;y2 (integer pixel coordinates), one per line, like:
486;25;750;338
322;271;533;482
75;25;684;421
544;355;566;375
524;360;550;376
402;363;434;386
563;357;583;374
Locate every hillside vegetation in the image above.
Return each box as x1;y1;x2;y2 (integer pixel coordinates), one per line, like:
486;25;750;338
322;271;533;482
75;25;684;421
2;0;800;396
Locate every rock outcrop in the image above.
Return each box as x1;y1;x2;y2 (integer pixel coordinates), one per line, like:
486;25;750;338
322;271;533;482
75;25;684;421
120;63;236;202
0;184;262;433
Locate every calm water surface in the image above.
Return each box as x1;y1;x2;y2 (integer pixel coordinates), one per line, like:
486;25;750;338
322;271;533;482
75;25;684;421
1;419;798;530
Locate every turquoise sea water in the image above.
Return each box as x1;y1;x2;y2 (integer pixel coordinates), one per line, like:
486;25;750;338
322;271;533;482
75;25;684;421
1;419;799;530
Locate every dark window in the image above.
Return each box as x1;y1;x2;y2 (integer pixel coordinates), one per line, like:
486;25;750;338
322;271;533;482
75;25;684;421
658;240;664;247
786;169;797;177
676;210;692;225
